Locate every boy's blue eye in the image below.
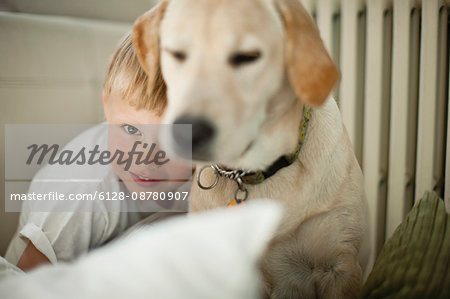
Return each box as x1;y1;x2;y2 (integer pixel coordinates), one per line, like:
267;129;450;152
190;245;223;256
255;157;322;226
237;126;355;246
122;125;141;135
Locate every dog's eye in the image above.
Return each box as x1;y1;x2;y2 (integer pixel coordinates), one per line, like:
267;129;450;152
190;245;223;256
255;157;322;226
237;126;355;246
229;51;261;67
168;50;187;62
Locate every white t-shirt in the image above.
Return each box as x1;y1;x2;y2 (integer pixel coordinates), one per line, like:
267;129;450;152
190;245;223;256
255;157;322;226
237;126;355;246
5;123;186;265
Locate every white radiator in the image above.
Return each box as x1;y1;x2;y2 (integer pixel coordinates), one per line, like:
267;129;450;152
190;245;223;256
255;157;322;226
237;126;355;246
302;0;449;271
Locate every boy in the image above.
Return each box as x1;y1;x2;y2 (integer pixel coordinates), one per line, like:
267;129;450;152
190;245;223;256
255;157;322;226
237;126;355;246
5;33;192;270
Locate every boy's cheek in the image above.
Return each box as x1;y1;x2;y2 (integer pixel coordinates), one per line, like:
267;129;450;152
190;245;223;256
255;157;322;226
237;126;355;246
108;131;143;165
107;126;192;184
108;127;136;152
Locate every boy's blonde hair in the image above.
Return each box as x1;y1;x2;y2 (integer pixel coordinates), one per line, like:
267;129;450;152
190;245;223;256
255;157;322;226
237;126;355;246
103;33;166;115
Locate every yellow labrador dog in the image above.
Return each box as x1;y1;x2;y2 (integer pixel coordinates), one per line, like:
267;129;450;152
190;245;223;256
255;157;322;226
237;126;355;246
133;0;370;298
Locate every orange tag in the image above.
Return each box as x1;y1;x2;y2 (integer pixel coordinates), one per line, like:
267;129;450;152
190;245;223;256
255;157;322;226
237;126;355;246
228;200;245;208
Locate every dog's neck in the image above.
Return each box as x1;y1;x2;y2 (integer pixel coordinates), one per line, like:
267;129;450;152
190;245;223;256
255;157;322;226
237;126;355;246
226;77;304;171
213;79;308;173
214;104;310;183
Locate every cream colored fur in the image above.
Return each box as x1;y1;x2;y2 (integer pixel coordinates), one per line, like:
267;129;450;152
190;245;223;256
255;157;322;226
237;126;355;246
133;0;370;298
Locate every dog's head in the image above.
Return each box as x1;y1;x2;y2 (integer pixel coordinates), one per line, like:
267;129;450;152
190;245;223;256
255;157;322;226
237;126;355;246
133;0;338;167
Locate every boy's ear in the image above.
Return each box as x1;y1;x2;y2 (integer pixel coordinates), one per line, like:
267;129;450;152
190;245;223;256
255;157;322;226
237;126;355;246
274;0;339;107
102;90;107;105
132;1;168;90
101;91;109;121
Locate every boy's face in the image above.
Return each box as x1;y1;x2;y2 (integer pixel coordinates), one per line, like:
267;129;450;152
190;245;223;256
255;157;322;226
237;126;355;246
103;90;192;196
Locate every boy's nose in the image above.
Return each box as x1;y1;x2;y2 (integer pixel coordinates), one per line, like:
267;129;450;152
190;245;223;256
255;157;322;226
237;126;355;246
173;115;215;160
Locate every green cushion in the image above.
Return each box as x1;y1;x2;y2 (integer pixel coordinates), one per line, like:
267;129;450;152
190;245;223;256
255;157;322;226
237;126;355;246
362;191;450;299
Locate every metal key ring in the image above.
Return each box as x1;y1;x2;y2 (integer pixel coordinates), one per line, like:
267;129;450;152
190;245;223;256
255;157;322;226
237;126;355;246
234;187;248;202
197;165;219;190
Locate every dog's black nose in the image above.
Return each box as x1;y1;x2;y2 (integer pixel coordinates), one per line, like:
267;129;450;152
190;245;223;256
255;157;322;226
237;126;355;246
173;116;215;156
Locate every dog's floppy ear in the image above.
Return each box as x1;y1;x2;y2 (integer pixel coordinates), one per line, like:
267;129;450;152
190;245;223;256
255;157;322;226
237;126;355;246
275;0;339;107
132;0;168;90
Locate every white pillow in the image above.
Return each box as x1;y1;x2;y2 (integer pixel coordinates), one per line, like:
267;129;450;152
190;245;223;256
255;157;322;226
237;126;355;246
0;200;281;299
0;257;23;280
